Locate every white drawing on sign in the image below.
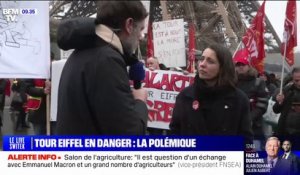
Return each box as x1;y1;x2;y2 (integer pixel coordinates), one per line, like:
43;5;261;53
0;1;41;57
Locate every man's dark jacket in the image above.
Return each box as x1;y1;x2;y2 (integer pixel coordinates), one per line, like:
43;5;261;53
237;73;269;137
273;84;300;136
24;79;46;125
56;18;148;135
283;152;300;175
263;157;296;175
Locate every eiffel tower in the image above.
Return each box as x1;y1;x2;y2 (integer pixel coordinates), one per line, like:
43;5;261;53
50;1;289;70
50;1;281;52
149;1;281;53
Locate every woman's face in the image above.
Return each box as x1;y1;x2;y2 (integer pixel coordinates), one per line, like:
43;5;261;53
197;48;220;82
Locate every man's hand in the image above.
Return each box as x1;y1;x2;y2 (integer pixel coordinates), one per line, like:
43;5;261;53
132;88;147;103
292;105;300;113
44;80;51;95
276;93;285;105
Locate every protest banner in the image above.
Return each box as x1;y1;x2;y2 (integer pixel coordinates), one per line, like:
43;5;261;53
153;19;186;68
144;69;194;129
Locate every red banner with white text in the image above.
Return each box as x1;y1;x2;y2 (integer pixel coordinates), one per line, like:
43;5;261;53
281;0;297;66
143;69;194;129
242;0;266;73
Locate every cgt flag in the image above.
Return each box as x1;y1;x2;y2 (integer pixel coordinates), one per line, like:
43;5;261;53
187;22;196;73
242;0;266;73
281;0;297;66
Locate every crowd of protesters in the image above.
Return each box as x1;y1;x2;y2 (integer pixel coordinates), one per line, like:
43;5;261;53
0;2;299;152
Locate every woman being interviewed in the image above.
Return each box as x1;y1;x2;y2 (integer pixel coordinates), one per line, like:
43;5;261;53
170;44;253;143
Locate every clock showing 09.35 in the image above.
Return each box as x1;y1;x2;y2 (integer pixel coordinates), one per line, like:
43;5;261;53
20;8;37;15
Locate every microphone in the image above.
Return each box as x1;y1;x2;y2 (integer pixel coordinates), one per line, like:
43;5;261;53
129;61;145;89
134;80;142;89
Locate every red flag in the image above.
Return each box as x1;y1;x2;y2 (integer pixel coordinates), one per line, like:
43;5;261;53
281;0;297;66
233;48;250;65
187;22;196;73
242;0;266;73
147;22;154;58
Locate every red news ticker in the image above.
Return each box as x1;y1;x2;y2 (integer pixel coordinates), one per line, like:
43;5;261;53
8;154;60;160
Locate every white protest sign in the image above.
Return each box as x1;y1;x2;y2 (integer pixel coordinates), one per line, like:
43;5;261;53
153;19;186;68
50;59;66;121
0;1;50;78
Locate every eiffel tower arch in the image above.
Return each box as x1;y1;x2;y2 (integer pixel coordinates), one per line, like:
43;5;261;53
48;0;284;68
149;1;281;54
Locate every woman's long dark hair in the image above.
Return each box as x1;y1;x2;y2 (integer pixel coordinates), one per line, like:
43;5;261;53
206;44;237;88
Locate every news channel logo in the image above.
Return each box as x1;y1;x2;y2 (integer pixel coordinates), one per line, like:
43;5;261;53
2;8;37;22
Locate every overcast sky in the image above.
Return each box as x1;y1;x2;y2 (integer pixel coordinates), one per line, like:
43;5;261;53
260;1;299;52
141;1;299;51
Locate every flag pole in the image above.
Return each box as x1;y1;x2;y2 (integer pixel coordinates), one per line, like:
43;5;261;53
280;32;289;94
233;41;243;57
46;54;53;136
46;93;50;135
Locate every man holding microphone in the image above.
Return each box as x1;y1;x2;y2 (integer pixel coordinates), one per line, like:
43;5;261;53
56;1;148;135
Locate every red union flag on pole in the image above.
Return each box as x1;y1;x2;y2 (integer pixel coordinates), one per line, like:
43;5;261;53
242;0;266;73
187;22;196;73
281;0;297;66
147;22;154;58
